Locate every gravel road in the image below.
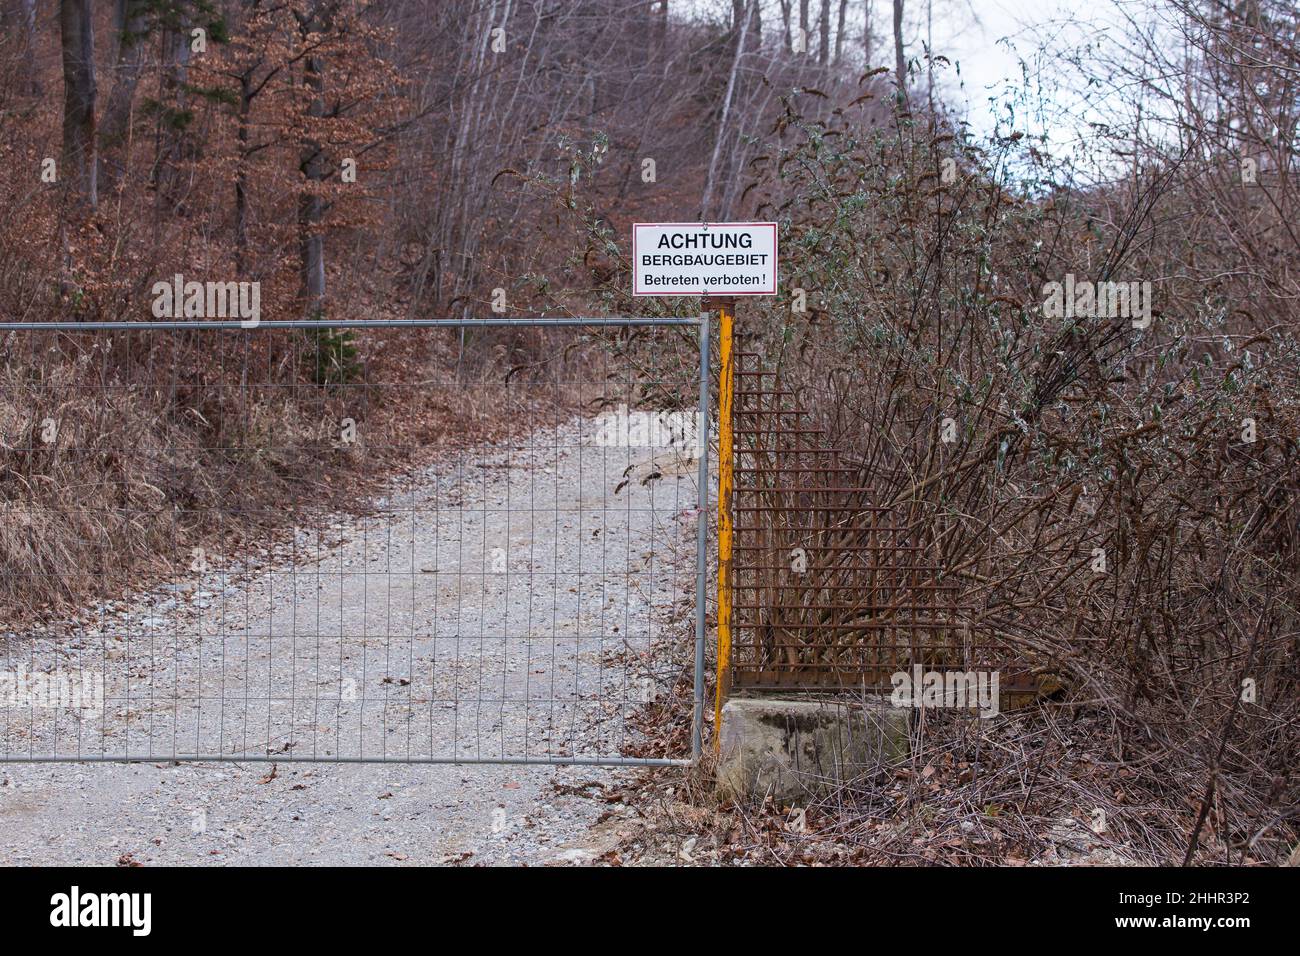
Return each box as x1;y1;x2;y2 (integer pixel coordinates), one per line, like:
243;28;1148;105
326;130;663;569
0;417;702;865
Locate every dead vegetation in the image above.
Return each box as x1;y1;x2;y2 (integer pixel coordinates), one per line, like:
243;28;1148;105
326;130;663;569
0;326;577;628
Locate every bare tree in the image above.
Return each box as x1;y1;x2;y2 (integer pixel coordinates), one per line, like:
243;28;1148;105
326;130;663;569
863;0;872;62
834;0;848;64
297;0;330;312
152;6;195;208
925;0;932;105
703;0;755;217
100;0;152;192
60;0;97;212
818;0;830;64
892;0;905;98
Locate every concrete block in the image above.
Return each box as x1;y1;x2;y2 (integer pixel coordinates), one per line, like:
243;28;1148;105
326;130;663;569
716;696;909;803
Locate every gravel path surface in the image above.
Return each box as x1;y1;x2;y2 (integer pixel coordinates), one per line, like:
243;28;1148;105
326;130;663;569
0;417;702;865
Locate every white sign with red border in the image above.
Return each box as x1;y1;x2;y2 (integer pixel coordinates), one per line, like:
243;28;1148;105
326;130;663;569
632;222;777;296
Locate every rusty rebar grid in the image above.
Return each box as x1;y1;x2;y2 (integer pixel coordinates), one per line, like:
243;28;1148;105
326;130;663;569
726;343;1026;692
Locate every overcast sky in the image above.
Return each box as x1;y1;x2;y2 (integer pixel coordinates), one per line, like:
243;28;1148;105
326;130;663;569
691;0;1119;140
926;0;1085;134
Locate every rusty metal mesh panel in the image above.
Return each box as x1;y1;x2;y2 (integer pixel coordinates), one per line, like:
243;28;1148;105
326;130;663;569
727;339;1027;692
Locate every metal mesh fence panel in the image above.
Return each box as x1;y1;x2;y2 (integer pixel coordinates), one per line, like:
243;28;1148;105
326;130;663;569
0;319;708;765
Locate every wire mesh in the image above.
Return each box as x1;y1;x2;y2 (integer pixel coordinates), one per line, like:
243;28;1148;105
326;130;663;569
726;335;1029;692
0;320;707;765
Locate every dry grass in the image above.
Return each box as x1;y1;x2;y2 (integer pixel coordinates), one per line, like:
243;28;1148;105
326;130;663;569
0;325;585;630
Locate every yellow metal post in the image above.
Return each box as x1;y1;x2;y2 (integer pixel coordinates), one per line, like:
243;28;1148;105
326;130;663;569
714;300;734;751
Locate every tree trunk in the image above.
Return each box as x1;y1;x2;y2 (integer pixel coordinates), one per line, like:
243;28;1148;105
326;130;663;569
732;0;758;51
100;0;151;192
892;0;906;99
235;72;252;275
863;0;873;63
154;16;193;207
834;0;848;65
926;0;935;107
60;0;97;212
818;0;830;65
701;0;753;218
299;4;329;313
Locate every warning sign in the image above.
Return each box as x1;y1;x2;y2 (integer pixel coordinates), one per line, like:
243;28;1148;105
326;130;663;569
632;222;777;297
